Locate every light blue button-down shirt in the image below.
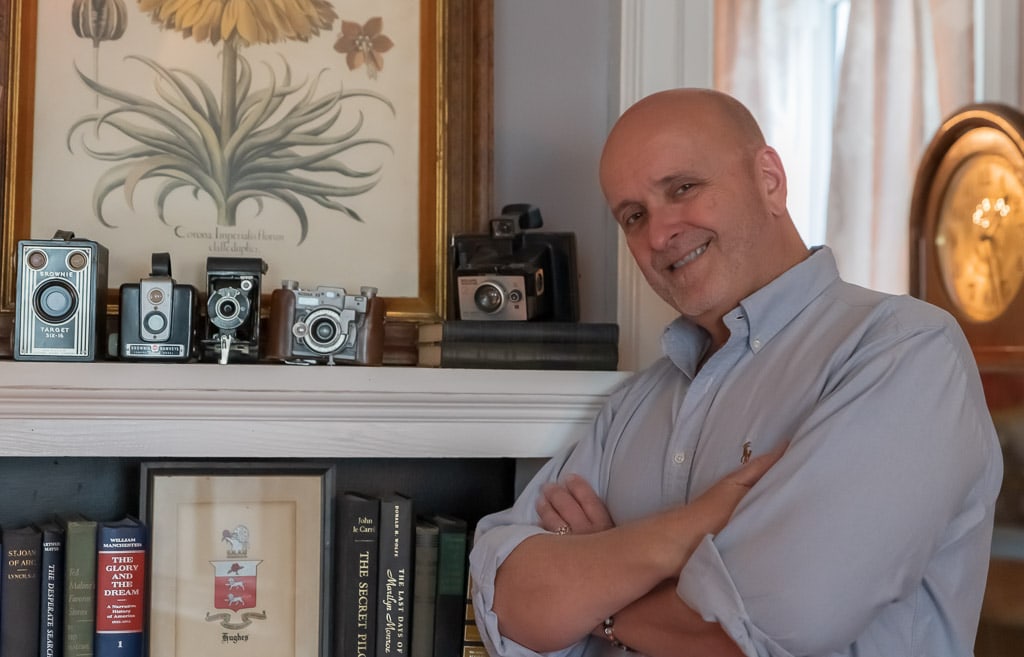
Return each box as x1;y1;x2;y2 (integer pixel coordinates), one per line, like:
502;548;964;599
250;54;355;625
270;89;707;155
470;247;1003;657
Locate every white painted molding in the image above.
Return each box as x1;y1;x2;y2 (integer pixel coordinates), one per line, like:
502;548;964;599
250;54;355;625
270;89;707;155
615;0;713;371
0;363;629;458
975;0;1021;104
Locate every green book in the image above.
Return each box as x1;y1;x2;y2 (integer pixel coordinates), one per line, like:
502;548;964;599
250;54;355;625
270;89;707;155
58;513;98;657
410;520;439;657
430;515;468;657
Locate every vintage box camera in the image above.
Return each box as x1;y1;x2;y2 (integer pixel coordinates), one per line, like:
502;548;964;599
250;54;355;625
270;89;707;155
451;204;579;321
201;257;268;364
14;230;109;361
118;252;199;362
266;281;385;365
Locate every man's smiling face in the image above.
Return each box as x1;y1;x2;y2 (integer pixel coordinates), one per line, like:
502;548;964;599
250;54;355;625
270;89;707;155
600;90;793;340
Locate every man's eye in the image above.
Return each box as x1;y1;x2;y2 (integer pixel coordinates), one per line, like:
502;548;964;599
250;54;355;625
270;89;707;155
623;211;644;226
674;183;694;196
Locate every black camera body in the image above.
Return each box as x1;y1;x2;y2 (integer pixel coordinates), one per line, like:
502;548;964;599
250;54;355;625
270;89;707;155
266;281;386;366
118;253;199;362
14;230;109;361
201;257;268;364
451;204;579;321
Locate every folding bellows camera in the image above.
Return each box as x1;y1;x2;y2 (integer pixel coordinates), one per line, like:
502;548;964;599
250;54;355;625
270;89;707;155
450;204;579;321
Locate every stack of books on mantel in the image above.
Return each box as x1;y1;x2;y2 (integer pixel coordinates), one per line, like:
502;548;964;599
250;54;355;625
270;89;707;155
416;320;619;371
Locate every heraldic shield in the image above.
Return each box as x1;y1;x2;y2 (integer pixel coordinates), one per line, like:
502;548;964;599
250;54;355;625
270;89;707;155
211;559;262;610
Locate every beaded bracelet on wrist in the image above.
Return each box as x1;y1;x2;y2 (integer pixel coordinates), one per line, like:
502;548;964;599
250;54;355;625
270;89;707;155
602;616;631;651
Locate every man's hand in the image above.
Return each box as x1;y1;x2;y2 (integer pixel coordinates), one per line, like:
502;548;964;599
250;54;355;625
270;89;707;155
493;446;785;652
536;474;614;535
537;447;784;537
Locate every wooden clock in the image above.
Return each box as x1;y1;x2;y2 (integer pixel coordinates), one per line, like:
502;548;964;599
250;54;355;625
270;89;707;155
910;103;1024;367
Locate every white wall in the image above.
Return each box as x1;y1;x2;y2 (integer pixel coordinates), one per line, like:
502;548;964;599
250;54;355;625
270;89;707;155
493;0;714;371
492;0;620;324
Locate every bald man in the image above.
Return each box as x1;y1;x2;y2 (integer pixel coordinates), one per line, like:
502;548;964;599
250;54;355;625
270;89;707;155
469;89;1002;657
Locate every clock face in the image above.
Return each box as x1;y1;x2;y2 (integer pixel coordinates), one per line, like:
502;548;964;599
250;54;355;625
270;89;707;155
935;150;1024;322
911;103;1024;364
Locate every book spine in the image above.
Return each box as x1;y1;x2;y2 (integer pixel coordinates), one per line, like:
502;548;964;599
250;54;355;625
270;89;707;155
62;518;98;657
410;522;438;657
376;494;413;657
384;321;421;366
94;519;146;657
0;525;43;657
421;321;619;345
39;523;65;657
336;494;379;657
432;516;468;657
462;574;490;657
422;341;619;370
383;345;420;367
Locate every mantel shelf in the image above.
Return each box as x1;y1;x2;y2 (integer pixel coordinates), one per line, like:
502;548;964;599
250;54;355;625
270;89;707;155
0;362;631;459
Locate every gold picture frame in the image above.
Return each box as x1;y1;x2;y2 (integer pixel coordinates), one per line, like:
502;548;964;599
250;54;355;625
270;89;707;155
0;0;493;350
140;461;336;657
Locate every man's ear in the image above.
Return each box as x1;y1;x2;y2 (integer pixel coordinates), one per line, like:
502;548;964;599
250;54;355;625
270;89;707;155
758;146;788;215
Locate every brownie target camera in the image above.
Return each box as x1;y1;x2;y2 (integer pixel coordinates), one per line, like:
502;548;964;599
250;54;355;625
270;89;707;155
118;252;199;362
266;281;385;365
451;204;579;321
14;230;109;361
201;257;268;364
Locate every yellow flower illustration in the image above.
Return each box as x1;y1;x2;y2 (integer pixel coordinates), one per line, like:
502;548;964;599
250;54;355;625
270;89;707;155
138;0;338;46
69;0;394;240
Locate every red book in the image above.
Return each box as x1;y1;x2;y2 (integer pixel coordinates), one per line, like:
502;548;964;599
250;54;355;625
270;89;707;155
95;517;147;657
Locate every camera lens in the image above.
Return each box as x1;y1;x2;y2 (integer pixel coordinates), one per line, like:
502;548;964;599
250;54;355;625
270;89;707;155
207;287;250;330
473;283;505;314
218;300;238;319
144;311;168;335
299;308;348;354
312;317;337;342
33;280;78;324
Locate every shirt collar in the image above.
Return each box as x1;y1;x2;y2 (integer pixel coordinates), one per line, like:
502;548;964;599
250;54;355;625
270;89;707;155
661;246;839;376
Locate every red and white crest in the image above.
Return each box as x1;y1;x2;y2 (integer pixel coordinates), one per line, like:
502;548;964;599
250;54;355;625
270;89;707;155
210;559;262;610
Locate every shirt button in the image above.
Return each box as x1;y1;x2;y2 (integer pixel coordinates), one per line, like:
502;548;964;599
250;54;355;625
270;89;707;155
751;338;762;350
673;452;686;464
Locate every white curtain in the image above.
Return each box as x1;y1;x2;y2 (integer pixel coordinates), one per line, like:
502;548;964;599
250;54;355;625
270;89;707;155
715;0;838;248
715;0;974;294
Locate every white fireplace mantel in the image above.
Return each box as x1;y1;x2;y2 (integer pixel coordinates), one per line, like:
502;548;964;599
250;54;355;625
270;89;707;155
0;363;631;459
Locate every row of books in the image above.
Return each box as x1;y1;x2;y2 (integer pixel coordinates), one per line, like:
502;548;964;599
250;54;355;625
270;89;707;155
335;492;491;657
0;514;145;657
1;500;490;657
384;319;620;370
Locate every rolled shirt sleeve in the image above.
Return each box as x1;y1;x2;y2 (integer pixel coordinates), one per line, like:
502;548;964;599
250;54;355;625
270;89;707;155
678;313;1002;657
469;383;634;657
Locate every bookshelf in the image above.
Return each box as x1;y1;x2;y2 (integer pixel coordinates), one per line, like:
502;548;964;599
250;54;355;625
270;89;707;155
0;362;630;526
0;362;629;457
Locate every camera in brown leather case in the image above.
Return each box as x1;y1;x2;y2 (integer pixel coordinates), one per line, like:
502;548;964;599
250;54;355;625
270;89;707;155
266;281;385;365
